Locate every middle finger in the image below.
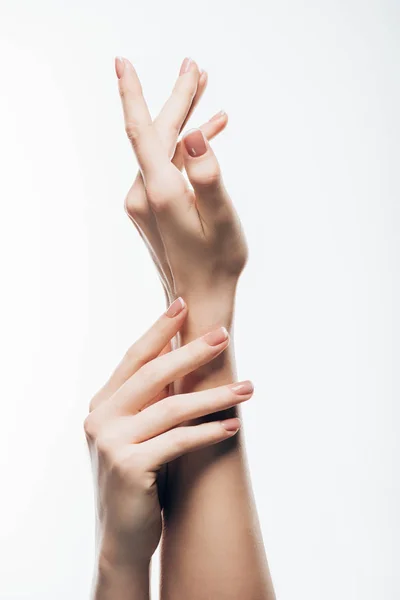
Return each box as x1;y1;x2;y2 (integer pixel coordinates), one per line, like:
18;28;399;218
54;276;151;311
106;326;230;415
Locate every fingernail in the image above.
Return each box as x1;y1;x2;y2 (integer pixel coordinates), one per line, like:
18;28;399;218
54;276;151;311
203;326;229;347
209;110;227;122
183;129;207;158
180;57;193;75
165;297;186;318
199;68;207;79
221;418;241;433
115;56;125;79
229;380;254;395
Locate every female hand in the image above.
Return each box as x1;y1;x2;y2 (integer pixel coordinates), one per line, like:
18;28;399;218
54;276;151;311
121;57;229;298
84;298;254;566
116;57;248;308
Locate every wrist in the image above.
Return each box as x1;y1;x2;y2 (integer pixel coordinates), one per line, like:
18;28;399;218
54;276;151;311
178;285;237;337
175;291;238;394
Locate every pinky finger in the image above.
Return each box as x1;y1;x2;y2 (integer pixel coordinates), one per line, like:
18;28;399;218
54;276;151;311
142;418;241;469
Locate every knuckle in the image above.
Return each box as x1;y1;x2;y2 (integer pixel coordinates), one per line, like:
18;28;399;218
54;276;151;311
124;120;149;145
169;429;188;454
109;448;133;477
145;182;164;206
177;343;202;374
147;196;169;214
95;433;116;458
124;121;140;142
123;338;149;371
124;342;140;364
110;448;151;488
173;73;197;101
145;186;171;213
198;165;221;187
161;396;184;423
146;176;186;212
191;338;208;360
190;160;221;188
124;193;149;221
83;414;97;440
136;361;157;387
226;242;249;276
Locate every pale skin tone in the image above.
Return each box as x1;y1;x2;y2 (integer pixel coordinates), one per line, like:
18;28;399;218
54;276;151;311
87;56;275;598
86;305;251;599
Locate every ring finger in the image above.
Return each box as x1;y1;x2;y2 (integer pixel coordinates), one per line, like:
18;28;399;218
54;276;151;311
110;380;254;444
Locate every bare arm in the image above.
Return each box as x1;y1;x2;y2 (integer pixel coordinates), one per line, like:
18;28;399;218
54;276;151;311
162;295;275;600
115;57;275;599
92;556;150;600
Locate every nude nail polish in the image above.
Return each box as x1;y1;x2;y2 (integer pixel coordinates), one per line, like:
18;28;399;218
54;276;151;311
209;110;227;122
115;56;125;79
180;57;193;75
229;380;254;395
183;129;207;158
221;418;241;433
203;327;229;346
165;297;185;318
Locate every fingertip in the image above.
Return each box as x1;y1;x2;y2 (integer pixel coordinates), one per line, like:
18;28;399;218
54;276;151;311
179;56;192;75
198;112;228;144
115;56;138;84
209;110;228;123
203;326;229;347
221;417;241;434
229;380;254;396
199;69;208;86
165;297;187;319
182;128;208;158
191;59;200;75
179;57;200;77
115;56;125;79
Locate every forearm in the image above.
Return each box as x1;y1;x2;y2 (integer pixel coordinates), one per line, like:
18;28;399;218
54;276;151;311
92;553;150;600
92;533;150;600
161;291;275;600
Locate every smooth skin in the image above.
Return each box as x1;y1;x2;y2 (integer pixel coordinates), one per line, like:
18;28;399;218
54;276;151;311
115;57;276;599
122;57;229;299
86;302;254;599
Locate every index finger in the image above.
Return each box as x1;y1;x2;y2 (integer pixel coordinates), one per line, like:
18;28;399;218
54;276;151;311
89;297;187;412
115;56;170;182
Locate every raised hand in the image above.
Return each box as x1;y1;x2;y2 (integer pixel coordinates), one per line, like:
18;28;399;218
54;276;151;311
119;57;229;297
116;57;247;310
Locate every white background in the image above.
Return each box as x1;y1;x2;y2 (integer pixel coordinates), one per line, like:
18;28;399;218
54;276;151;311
0;0;398;598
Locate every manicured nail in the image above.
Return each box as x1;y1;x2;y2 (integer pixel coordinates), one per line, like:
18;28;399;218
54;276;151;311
229;380;254;395
183;129;207;158
221;418;241;433
203;326;229;346
209;110;227;122
180;57;193;75
115;56;125;79
165;297;186;318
